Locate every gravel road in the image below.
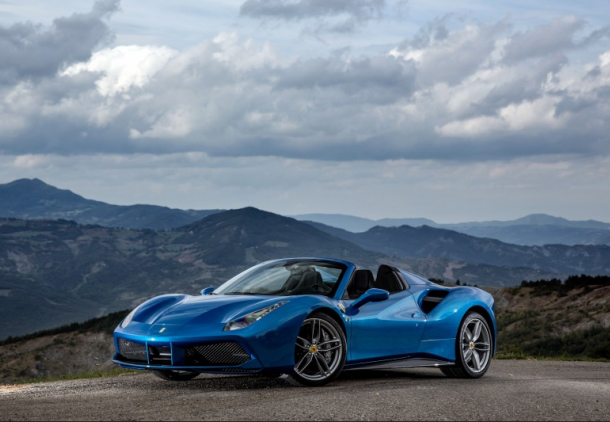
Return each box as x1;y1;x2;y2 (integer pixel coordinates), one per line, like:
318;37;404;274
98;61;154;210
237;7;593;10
1;360;609;421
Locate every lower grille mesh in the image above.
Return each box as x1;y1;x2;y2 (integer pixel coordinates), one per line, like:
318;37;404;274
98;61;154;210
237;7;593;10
185;342;251;366
118;339;147;363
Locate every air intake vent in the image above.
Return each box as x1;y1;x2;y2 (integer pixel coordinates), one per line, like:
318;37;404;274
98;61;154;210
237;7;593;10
185;342;251;367
149;345;172;365
422;290;450;314
118;338;147;363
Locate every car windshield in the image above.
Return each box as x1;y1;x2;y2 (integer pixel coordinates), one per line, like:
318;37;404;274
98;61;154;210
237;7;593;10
214;260;348;297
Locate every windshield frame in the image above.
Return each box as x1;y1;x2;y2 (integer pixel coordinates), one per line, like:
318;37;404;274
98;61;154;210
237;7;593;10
214;258;352;298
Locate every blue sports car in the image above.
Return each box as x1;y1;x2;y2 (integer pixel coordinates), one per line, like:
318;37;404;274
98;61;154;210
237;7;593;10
113;258;496;387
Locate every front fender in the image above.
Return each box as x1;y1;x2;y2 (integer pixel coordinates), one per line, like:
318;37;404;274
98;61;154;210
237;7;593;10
242;296;345;370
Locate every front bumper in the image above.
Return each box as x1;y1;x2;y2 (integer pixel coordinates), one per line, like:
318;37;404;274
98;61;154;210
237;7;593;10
112;316;301;374
112;336;266;374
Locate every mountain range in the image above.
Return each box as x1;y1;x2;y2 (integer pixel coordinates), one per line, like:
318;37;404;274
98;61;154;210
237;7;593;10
294;213;610;246
2;179;609;246
305;222;610;276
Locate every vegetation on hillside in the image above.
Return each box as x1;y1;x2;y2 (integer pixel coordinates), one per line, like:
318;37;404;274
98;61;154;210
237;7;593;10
0;311;130;347
495;279;610;361
520;275;610;296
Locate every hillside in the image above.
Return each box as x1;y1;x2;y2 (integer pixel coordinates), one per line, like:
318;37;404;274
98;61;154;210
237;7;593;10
492;282;610;360
0;179;221;230
306;222;610;276
0;312;128;383
0;209;380;339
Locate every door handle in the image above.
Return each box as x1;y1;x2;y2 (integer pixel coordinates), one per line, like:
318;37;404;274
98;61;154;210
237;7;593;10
412;313;423;318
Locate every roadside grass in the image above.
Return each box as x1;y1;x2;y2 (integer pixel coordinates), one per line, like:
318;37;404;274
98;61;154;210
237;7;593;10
12;368;139;385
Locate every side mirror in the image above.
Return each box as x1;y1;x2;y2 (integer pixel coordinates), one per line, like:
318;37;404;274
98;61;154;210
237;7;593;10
348;288;390;313
201;287;215;296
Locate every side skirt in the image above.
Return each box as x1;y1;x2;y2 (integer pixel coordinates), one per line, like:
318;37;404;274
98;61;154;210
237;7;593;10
345;357;453;371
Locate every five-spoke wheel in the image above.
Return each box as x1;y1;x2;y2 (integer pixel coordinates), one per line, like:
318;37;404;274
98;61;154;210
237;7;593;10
442;312;493;379
286;313;346;387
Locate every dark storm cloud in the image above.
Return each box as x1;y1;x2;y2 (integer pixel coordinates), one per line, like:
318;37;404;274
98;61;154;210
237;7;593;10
0;0;119;84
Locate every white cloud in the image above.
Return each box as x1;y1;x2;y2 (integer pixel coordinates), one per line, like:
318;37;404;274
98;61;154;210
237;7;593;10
63;45;178;97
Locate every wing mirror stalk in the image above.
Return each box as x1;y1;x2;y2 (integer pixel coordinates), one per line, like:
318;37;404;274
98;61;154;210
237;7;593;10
347;289;390;315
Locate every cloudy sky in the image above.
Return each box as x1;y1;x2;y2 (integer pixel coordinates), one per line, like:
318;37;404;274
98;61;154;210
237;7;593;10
0;0;609;223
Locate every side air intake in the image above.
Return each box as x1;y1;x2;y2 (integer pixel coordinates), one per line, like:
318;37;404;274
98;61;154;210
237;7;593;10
421;290;450;314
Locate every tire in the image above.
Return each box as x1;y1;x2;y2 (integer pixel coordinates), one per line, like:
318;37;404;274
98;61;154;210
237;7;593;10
152;370;200;382
441;312;493;379
286;313;347;387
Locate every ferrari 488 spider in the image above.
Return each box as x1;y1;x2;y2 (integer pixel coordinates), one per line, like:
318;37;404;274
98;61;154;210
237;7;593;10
113;258;496;386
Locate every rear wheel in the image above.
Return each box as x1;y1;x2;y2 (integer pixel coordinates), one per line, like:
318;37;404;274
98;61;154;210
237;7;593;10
152;370;200;382
286;313;346;387
441;312;493;379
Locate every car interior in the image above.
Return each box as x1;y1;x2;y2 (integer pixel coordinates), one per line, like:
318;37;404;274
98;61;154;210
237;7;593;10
346;265;408;300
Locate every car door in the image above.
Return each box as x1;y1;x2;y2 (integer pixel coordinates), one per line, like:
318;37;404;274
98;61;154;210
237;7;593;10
346;289;427;363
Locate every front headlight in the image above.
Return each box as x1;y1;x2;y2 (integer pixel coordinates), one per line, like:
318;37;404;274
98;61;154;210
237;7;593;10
121;306;141;329
224;302;287;332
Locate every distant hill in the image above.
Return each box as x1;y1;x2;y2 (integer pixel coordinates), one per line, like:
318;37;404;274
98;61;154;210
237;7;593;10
448;214;610;230
0;179;222;230
292;213;436;233
305;222;610;276
454;225;610;246
299;213;610;246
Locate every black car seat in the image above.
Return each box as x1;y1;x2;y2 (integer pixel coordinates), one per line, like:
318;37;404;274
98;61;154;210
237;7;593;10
284;266;323;292
348;269;376;299
284;266;307;291
376;265;405;294
299;268;323;289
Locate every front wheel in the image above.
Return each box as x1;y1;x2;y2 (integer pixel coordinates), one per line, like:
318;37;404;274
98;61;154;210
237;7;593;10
286;313;346;387
152;370;200;382
441;312;493;379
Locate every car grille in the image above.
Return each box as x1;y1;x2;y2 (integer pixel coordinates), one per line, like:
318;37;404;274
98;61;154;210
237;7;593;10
218;368;260;374
118;339;147;363
185;342;251;366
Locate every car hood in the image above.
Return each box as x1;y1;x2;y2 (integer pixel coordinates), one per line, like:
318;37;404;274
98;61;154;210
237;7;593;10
140;294;285;328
